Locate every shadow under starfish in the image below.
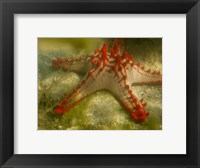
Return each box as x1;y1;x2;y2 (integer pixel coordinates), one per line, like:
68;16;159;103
52;41;162;122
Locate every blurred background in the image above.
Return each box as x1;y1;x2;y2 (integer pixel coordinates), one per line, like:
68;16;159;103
38;38;162;130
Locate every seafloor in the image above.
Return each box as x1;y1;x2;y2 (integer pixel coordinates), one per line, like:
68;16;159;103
38;38;162;130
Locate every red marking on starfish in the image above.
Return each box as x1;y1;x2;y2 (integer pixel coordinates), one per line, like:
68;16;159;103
131;110;149;123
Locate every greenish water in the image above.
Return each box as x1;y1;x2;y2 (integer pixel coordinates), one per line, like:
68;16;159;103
38;38;162;130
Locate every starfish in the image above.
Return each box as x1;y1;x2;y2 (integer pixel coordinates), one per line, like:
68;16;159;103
52;41;162;122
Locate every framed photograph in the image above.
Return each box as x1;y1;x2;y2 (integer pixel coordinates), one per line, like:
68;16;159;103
0;0;199;167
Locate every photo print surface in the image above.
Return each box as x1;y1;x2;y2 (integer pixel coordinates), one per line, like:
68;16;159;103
38;38;162;130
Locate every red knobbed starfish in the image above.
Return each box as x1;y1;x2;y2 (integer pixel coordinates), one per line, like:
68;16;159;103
52;41;162;122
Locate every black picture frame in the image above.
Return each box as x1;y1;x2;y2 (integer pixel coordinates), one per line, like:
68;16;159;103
0;0;200;167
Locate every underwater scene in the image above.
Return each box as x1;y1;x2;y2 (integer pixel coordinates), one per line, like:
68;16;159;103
38;38;162;130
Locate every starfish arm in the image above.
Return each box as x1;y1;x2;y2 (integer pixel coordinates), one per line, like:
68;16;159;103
126;64;162;86
52;56;92;74
54;66;106;114
106;73;149;122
